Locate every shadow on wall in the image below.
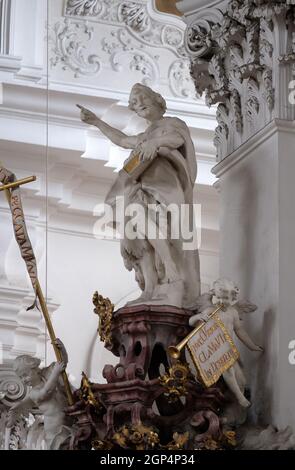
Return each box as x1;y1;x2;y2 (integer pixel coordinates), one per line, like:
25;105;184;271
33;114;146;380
236;163;276;426
237;164;259;297
252;307;277;427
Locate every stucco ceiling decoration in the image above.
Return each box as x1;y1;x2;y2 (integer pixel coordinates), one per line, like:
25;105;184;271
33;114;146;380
59;0;196;98
64;0;185;56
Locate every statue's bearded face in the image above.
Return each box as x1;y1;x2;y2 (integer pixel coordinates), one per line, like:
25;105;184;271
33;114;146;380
129;90;164;121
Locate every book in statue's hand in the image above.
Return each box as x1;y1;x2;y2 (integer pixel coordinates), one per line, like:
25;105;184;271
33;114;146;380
123;151;155;180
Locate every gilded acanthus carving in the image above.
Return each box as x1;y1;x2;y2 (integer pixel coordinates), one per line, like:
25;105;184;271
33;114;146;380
186;0;295;161
93;291;114;348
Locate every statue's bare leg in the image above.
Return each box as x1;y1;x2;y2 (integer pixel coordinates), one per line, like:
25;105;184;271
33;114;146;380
140;214;179;283
234;362;246;392
127;248;158;305
223;368;251;408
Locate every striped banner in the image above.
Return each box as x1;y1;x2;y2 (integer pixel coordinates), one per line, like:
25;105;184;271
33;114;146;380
0;166;38;309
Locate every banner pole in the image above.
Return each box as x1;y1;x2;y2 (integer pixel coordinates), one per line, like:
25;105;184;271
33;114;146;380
2;178;74;406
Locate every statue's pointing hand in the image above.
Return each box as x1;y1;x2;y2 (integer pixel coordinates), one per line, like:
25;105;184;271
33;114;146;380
77;104;98;126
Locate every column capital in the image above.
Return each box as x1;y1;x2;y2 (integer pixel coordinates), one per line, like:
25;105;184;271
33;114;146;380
181;0;295;161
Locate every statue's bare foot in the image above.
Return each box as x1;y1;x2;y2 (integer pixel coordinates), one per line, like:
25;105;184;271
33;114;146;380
126;291;154;306
238;397;251;408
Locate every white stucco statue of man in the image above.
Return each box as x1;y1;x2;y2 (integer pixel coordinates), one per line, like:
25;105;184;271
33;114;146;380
6;340;73;449
189;279;263;408
78;83;200;308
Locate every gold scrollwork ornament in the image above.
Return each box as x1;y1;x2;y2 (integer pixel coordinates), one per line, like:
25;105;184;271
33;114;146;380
93;291;114;347
80;372;103;412
159;362;190;403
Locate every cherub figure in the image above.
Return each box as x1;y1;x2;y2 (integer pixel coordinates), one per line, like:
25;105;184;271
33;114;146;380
189;279;263;408
6;340;73;450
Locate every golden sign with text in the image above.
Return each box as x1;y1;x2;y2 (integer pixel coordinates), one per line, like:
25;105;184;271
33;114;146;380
186;313;240;387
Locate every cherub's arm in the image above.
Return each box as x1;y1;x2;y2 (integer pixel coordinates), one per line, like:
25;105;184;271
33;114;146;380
77;105;137;149
233;310;263;352
31;362;66;403
189;307;215;327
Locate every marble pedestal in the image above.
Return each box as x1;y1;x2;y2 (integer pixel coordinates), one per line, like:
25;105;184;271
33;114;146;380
68;305;226;450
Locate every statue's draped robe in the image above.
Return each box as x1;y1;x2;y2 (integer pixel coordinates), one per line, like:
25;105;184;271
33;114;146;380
106;117;200;308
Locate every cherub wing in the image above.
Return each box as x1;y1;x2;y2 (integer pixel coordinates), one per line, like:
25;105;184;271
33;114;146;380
7;397;34;428
235;300;258;320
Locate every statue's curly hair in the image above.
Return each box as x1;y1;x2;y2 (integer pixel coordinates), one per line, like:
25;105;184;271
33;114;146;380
128;83;167;114
212;279;240;297
13;355;41;374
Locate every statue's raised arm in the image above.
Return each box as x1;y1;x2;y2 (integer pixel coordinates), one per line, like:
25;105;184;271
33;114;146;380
77;104;138;149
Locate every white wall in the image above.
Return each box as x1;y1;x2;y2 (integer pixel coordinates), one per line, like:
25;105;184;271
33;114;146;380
46;230;138;385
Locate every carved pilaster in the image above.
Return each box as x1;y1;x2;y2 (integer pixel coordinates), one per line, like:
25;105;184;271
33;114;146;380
183;0;295;160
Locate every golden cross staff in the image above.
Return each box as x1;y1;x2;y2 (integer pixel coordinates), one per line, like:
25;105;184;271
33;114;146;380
0;172;74;406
